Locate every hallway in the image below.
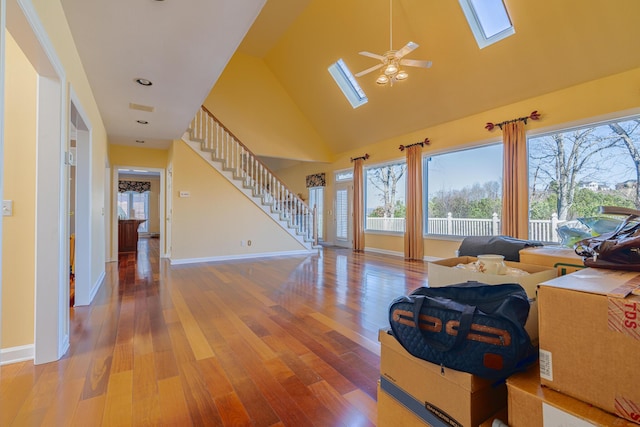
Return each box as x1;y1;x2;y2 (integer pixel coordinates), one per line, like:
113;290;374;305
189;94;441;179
0;239;429;426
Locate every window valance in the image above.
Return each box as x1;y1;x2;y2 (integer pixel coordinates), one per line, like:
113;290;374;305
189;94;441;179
306;173;326;188
118;180;151;193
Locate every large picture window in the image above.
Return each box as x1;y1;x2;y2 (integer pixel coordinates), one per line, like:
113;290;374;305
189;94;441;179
425;144;503;236
117;191;149;233
365;161;407;233
528;116;640;243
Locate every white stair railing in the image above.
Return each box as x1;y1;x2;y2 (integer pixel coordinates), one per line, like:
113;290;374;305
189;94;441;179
188;106;318;246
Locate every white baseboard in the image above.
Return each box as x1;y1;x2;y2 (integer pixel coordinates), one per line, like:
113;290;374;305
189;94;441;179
364;247;404;258
0;344;35;366
89;271;106;302
364;246;442;262
170;249;314;265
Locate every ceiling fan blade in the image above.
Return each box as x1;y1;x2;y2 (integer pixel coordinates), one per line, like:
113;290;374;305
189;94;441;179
394;41;419;59
355;63;383;77
399;59;433;68
359;51;385;60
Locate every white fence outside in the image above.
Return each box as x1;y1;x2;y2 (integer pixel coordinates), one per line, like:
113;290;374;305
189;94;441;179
366;212;564;242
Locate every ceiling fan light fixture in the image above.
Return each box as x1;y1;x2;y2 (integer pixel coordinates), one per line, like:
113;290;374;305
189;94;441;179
396;70;408;80
376;74;389;85
384;63;398;75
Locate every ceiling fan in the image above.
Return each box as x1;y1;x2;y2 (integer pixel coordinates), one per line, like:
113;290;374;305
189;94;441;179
355;0;432;86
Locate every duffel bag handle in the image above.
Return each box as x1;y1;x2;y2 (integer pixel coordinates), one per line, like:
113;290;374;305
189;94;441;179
413;296;475;352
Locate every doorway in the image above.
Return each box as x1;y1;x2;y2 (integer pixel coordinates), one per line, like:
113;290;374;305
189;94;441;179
69;101;92;306
112;166;166;259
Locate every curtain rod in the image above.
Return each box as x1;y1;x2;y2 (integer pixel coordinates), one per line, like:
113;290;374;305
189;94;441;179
399;137;430;151
486;110;541;131
350;153;370;162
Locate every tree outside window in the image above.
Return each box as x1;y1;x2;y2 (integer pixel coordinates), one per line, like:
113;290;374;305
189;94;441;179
529;117;640;223
365;162;407;232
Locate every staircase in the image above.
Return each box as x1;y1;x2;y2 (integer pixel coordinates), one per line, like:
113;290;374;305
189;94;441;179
183;106;318;251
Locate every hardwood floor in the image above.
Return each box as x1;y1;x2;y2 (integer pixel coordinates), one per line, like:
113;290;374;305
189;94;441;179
0;238;429;426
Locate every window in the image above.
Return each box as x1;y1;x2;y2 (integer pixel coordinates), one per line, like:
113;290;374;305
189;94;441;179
528;116;640;243
336;188;349;240
328;59;368;109
335;170;353;182
425;145;503;236
459;0;514;48
308;187;324;241
365;161;407;233
118;191;149;232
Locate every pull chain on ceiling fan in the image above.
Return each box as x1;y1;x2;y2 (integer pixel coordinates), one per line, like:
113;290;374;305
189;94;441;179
355;0;432;86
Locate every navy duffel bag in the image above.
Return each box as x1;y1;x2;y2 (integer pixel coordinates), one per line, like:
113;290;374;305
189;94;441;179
388;281;536;380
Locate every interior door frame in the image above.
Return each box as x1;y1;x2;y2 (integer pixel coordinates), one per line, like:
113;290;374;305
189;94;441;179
112;165;166;259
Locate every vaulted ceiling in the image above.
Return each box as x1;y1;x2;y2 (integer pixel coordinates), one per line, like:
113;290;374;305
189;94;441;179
62;0;640;156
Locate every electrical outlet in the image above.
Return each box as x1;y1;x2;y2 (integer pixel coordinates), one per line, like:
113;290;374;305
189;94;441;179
240;240;245;247
247;240;252;246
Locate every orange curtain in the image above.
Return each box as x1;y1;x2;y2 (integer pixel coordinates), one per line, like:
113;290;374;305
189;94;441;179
353;158;365;252
404;145;424;260
501;121;529;239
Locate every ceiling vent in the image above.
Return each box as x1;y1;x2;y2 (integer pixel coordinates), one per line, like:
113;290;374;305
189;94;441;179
129;102;155;113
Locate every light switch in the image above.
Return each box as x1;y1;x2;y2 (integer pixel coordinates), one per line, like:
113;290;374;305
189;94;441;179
3;200;13;216
179;191;190;198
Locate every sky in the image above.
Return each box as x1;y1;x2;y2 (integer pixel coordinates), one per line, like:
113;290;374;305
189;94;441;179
427;144;503;195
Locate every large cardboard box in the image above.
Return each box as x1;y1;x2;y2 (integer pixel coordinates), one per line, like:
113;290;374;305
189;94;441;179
378;382;508;427
378;328;507;427
538;268;640;424
427;257;557;340
428;256;557;298
507;365;637;427
519;246;586;276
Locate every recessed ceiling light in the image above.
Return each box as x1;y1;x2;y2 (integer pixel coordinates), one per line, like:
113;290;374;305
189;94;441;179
134;78;153;86
136;140;145;144
136;120;149;125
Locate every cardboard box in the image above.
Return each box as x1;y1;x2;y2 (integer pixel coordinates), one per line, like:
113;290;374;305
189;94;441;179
378;328;507;427
537;268;640;424
427;256;557;298
377;382;508;427
427;257;557;340
519;246;586;276
507;365;637;427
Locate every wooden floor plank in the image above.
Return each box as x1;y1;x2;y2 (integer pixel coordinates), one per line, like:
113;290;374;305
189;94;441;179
101;370;133;427
0;238;432;425
157;376;192;426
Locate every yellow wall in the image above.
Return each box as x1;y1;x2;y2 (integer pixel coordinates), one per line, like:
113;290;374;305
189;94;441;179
170;140;305;260
2;32;37;348
205;52;333;163
109;145;169;169
269;68;640;258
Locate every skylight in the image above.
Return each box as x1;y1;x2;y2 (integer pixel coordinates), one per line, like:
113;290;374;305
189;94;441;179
328;59;368;109
459;0;514;49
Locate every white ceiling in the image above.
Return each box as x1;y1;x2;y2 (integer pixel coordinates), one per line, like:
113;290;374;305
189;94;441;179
60;0;267;150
